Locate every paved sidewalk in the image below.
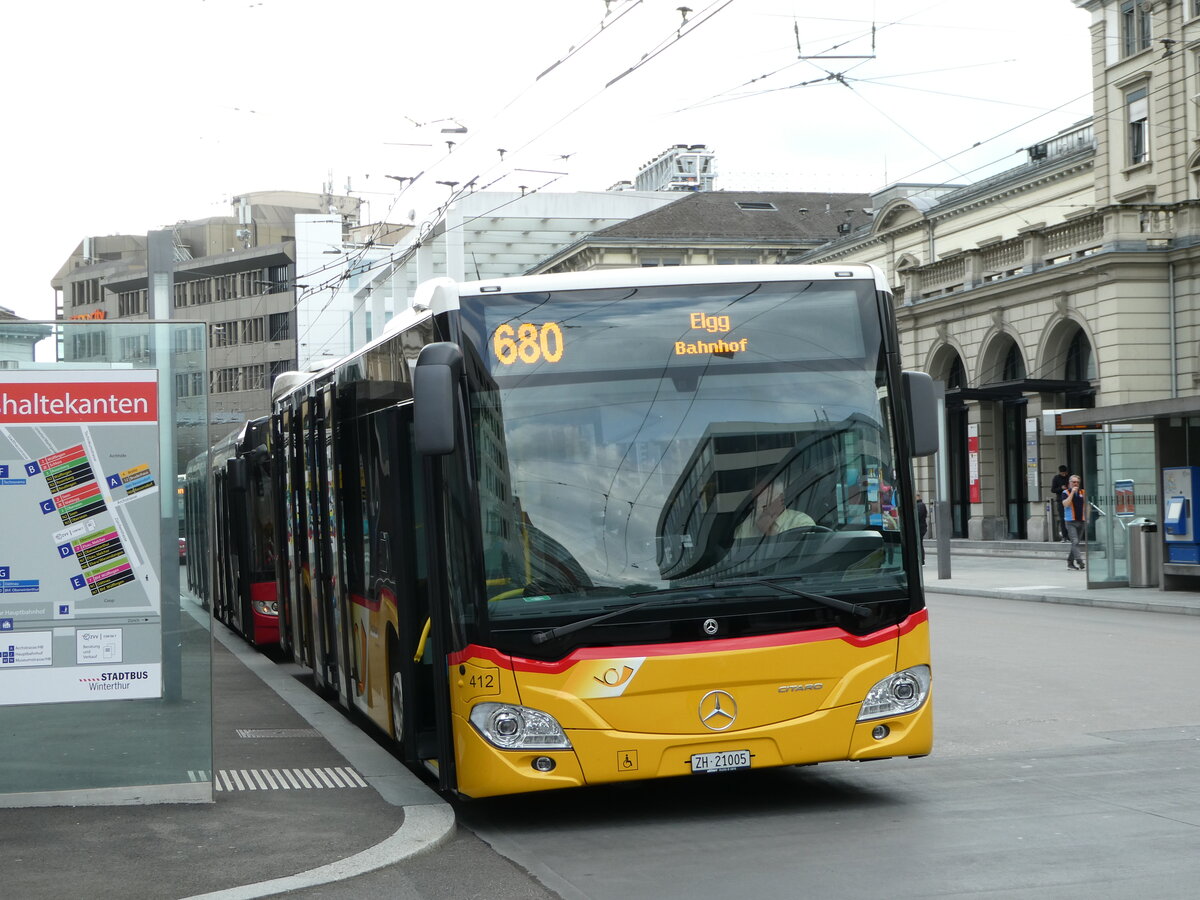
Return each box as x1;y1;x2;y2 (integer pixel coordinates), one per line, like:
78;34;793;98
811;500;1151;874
1;599;455;900
923;540;1200;616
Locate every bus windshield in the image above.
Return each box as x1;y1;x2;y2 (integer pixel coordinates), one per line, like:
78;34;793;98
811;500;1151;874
458;277;910;650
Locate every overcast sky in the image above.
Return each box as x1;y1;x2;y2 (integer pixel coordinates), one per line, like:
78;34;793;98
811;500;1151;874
4;0;1093;322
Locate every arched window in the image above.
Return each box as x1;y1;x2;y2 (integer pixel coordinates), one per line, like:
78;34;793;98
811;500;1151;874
947;356;965;390
1001;342;1026;382
1064;329;1095;382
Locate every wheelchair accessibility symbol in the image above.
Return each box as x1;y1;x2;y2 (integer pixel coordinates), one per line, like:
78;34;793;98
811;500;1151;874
617;750;638;772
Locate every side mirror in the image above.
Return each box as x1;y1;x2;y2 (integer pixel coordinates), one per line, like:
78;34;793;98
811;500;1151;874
902;370;939;457
414;342;464;456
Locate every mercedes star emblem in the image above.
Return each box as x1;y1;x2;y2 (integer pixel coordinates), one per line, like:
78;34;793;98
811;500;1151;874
698;689;738;731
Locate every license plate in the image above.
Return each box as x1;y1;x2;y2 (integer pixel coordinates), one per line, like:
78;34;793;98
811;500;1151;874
690;749;751;773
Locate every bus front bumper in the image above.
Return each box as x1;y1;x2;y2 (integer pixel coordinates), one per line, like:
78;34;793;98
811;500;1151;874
453;698;932;799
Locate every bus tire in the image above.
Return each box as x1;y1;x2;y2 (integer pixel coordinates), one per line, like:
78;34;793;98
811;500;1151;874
388;633;405;752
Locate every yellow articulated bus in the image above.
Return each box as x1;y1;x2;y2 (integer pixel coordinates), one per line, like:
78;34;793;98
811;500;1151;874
268;264;938;798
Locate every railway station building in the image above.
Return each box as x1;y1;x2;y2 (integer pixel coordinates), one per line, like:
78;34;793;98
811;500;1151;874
790;0;1200;590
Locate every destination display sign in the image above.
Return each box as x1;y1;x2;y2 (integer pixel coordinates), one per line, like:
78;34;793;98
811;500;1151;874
471;280;869;380
491;311;756;367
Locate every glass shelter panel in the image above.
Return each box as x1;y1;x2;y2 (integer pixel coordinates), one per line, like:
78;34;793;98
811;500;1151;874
1083;427;1157;587
0;321;210;804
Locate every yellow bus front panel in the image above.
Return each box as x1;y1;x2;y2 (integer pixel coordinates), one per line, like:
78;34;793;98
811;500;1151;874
449;612;931;798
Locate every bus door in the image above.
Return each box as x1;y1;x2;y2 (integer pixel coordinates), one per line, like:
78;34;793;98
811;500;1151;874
277;408;301;658
195;466;211;604
289;406;316;669
271;414;294;653
212;465;234;626
388;403;441;767
341;409;380;723
225;455;254;640
321;382;351;702
303;393;338;690
421;433;478;792
339;400;438;766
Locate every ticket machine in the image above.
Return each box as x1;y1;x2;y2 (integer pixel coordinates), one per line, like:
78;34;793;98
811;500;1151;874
1162;466;1200;563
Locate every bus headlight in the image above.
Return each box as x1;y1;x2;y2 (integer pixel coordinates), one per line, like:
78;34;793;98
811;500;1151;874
856;665;931;722
469;702;572;750
251;600;279;617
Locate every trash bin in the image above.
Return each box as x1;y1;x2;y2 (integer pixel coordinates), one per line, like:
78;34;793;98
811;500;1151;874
1127;518;1160;588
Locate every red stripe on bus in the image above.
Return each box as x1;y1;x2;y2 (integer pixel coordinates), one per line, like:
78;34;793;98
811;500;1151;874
349;590;393;613
449;610;928;673
900;608;928;633
350;592;379;612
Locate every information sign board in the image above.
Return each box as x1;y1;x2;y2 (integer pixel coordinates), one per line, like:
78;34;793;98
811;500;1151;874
0;370;162;705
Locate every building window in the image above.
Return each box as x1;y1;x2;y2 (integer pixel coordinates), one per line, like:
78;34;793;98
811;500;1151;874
118;289;147;317
210;321;239;348
1121;1;1151;57
69;331;107;359
173;327;203;353
71;278;102;307
267;264;292;292
240;317;265;344
211;367;239;394
1001;343;1026;382
120;335;149;362
245;364;267;390
268;312;291;341
639;254;683;267
1127;85;1149;165
947;356;965;390
1065;330;1096;382
189;280;212;305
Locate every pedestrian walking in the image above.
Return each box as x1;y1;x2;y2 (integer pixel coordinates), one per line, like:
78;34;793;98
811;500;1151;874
1050;465;1069;542
1061;475;1087;570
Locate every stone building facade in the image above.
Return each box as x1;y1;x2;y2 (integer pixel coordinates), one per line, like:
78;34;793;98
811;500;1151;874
795;0;1200;580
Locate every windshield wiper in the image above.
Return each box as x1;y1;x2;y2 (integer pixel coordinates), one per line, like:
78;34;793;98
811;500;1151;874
716;576;872;619
530;596;681;645
529;583;733;645
529;577;869;645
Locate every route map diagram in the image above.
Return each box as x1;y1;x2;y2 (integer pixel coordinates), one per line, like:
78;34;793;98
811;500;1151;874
0;370;164;705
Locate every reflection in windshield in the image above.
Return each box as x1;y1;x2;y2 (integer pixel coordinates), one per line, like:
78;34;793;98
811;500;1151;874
462;279;908;629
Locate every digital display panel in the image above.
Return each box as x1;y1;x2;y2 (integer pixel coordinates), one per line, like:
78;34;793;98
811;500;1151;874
468;280;869;379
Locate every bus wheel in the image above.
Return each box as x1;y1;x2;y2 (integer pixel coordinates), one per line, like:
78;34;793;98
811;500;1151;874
388;636;405;751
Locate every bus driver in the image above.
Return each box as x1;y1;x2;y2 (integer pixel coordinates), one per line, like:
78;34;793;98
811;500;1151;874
735;476;815;539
